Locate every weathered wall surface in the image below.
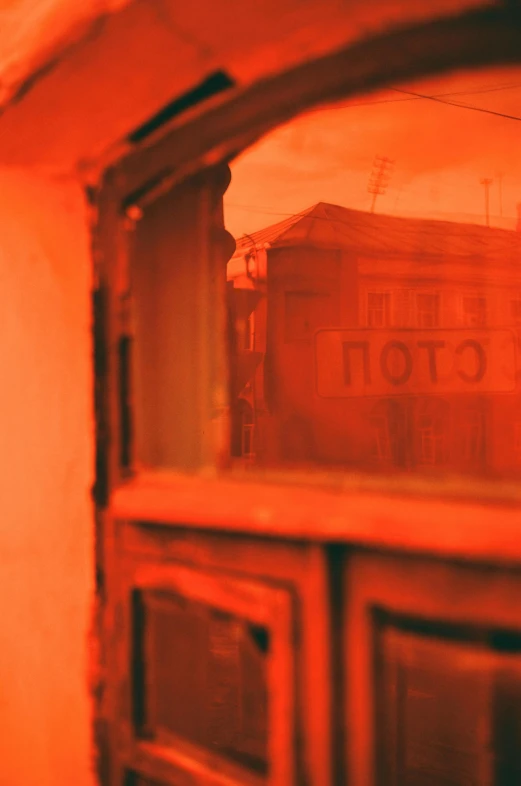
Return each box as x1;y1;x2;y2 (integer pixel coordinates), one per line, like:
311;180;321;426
0;0;487;172
0;0;130;105
0;170;94;786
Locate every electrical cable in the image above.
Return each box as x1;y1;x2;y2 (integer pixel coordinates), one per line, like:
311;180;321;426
389;86;521;122
303;80;521;112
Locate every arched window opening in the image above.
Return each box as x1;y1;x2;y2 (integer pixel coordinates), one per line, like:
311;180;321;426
223;55;521;489
92;10;521;786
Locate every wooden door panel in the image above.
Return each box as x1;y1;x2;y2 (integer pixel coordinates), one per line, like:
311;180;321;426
118;561;291;785
345;554;521;786
105;521;331;785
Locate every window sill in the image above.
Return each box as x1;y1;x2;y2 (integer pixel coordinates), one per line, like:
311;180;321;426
111;470;521;564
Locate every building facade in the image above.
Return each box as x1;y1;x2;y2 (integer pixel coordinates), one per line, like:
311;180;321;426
228;202;521;478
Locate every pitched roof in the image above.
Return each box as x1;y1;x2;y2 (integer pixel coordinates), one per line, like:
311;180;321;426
232;202;521;262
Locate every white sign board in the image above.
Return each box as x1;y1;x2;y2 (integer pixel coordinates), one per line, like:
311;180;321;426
315;328;518;398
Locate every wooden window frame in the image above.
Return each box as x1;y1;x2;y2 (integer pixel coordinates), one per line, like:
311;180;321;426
92;6;521;786
369;408;393;463
93;2;521;502
415;291;440;329
461;293;488;327
366;291;392;329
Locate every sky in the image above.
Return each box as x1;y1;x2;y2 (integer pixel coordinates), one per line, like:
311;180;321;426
224;65;521;240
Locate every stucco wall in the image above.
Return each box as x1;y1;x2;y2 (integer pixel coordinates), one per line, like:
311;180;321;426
0;0;487;172
0;170;94;786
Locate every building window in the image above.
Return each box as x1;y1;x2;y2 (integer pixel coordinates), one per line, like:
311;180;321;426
244;313;255;350
367;292;391;328
369;399;407;466
234;313;256;351
232;399;255;459
462;295;487;327
462;404;487;464
370;410;392;462
242;422;255;459
416;292;440;328
415;399;448;466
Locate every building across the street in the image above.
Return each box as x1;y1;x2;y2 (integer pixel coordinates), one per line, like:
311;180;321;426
227;202;521;478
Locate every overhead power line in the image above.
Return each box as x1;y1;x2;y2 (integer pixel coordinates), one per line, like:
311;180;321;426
305;81;521;113
480;177;493;227
390;86;521;122
225;202;516;223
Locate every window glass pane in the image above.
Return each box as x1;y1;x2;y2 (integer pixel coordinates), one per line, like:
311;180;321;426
133;590;269;775
224;66;521;489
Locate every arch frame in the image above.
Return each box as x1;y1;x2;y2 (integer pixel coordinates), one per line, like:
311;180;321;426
106;4;521;210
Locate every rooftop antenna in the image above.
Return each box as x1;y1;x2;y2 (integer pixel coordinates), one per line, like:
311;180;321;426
367;155;394;213
496;171;504;218
480;177;493;227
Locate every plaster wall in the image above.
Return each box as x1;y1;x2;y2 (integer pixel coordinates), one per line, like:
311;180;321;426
0;169;94;786
0;0;487;172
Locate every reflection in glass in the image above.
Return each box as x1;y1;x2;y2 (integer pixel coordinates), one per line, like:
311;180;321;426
227;179;521;482
367;292;391;328
225;68;521;485
133;590;269;775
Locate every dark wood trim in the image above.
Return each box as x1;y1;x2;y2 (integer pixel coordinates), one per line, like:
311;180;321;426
92;1;521;522
109;6;521;205
344;554;521;786
107;524;332;786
